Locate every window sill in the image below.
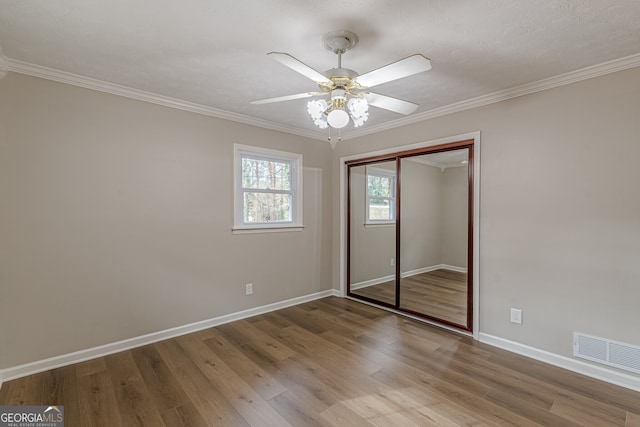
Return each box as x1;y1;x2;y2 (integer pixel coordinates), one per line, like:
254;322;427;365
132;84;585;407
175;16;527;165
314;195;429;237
232;225;305;235
364;222;395;228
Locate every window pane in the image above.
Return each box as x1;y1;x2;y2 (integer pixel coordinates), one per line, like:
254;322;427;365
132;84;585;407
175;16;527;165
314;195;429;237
368;175;392;197
242;157;291;190
244;192;292;223
369;198;392;220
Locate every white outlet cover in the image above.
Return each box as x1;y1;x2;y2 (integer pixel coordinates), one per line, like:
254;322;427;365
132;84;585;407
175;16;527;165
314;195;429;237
510;308;522;324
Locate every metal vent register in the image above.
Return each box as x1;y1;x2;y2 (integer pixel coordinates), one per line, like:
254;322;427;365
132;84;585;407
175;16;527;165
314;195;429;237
574;333;640;374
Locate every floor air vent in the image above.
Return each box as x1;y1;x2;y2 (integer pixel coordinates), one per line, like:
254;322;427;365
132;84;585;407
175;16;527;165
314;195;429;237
574;333;640;374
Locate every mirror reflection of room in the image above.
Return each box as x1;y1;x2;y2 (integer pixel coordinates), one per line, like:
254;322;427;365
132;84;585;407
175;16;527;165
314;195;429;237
399;149;469;325
348;147;471;329
349;161;397;306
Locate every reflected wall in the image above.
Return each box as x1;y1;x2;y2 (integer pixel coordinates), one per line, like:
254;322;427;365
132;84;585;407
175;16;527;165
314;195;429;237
399;151;469;325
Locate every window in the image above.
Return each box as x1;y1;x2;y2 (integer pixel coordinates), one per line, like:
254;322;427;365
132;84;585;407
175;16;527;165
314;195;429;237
366;166;396;223
233;144;303;233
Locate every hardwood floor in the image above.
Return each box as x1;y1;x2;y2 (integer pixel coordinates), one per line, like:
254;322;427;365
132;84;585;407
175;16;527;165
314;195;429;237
1;296;639;426
352;269;468;325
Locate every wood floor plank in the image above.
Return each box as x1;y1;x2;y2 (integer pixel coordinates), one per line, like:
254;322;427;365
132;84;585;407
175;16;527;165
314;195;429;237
255;320;382;376
77;370;124;427
319;401;377;426
104;351;166;426
485;389;582;427
266;390;330;427
432;343;557;410
201;330;287;401
398;387;493;427
217;320;297;361
175;332;291;427
367;411;428;427
76;357;108;378
41;365;81;424
550;394;628;426
269;305;333;335
1;379;24;405
154;339;249;426
1;297;639;426
0;372;45;405
130;344;186;414
160;404;209;427
369;389;462;427
551;365;640;413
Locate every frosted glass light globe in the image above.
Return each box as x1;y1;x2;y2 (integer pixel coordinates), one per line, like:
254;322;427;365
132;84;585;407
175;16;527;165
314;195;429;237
307;99;327;120
327;109;349;128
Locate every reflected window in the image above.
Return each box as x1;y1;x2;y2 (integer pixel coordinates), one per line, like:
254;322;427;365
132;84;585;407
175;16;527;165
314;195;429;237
366;166;396;223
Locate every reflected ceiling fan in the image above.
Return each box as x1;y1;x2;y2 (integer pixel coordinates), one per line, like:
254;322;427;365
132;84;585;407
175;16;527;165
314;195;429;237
251;30;432;141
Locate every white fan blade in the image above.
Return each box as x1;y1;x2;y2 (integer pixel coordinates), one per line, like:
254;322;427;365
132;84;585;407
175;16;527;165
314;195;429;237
356;54;431;88
251;92;318;105
268;52;331;84
365;92;419;115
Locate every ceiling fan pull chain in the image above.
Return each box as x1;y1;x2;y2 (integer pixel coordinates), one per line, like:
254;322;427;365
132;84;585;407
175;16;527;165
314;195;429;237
328;127;337;149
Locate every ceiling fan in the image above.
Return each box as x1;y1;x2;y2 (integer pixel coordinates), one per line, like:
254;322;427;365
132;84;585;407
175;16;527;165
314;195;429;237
251;30;432;139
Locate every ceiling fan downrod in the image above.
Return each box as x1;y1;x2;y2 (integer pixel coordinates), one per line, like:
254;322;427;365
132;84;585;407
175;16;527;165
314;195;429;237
322;30;359;68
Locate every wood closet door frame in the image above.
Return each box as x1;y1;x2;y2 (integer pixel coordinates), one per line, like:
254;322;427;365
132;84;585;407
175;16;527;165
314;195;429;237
346;139;474;332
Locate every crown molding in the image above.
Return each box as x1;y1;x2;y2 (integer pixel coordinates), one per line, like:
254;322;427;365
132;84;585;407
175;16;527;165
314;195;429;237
6;52;640;141
6;59;325;141
344;52;640;140
406;156;465;171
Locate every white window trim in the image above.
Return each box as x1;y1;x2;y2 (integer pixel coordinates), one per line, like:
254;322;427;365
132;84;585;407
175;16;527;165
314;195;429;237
365;165;396;225
233;144;303;234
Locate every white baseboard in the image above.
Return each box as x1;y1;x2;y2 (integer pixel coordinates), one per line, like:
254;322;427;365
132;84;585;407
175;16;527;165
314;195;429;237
399;265;441;278
479;333;640;393
0;289;340;387
351;274;395;290
352;265;469;290
440;264;468;274
400;264;468;277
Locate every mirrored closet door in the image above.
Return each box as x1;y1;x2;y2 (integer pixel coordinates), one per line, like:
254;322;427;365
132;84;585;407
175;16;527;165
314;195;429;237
348;160;397;307
347;141;474;331
399;149;469;326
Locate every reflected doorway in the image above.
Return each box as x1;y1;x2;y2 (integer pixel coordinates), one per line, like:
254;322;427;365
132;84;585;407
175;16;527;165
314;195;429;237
347;140;474;331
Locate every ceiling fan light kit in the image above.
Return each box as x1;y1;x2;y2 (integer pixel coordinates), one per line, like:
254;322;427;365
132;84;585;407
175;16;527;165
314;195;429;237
251;30;432;144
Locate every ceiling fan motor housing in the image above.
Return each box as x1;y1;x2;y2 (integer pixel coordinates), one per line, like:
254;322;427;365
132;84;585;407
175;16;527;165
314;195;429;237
331;88;347;101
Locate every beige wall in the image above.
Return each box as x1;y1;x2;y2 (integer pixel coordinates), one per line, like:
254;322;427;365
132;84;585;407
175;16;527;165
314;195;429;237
440;165;468;268
335;67;640;359
348;166;396;285
399;160;442;271
0;73;334;369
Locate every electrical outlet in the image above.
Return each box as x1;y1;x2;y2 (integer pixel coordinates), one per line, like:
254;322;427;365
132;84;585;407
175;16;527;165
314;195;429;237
245;283;253;295
510;308;522;324
390;258;394;266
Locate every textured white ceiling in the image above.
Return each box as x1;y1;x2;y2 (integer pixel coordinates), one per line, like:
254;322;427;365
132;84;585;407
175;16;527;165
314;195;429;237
1;0;639;138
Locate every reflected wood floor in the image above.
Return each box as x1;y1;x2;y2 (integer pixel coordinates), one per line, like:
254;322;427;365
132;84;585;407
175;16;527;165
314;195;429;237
1;297;639;426
353;269;467;325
